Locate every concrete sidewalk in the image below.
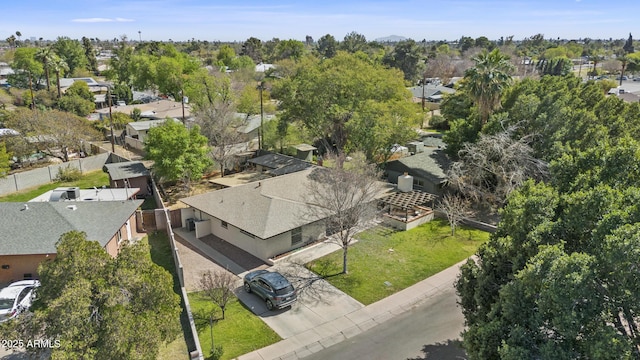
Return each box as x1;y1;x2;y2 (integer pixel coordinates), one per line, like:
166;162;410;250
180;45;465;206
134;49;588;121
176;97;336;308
236;255;469;360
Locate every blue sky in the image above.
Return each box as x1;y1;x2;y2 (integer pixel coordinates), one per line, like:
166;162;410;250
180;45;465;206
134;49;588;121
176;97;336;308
2;0;638;42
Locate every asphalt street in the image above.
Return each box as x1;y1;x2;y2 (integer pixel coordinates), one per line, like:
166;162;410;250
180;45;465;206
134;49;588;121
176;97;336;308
302;284;466;360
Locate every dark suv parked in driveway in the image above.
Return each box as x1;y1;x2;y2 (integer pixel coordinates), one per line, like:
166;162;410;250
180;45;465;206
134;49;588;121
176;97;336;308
244;270;297;310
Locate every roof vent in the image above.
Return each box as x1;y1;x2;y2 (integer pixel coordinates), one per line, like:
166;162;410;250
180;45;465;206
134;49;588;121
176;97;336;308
21;204;28;211
67;205;77;211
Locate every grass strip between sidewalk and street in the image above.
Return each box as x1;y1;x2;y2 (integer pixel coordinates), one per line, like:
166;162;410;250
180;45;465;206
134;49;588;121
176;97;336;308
306;218;490;305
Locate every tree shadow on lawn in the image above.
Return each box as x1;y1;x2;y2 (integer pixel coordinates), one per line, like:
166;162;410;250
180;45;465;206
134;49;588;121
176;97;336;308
407;339;467;360
280;261;348;306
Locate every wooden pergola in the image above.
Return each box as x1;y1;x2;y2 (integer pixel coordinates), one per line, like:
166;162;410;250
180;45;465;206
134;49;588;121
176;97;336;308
380;191;437;221
381;191;437;209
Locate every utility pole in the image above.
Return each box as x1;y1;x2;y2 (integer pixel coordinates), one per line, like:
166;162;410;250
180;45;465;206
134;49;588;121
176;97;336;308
108;86;115;153
258;81;265;150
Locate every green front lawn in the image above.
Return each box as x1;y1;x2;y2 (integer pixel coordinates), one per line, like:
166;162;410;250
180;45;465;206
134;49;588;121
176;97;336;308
306;218;489;305
189;292;281;360
0;169;110;202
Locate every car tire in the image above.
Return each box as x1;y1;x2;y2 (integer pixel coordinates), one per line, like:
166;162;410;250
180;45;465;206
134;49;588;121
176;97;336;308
266;299;274;311
244;282;251;293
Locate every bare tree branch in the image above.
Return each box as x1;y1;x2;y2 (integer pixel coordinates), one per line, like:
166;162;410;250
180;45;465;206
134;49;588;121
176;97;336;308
199;269;237;320
446;126;548;208
437;194;474;236
304;153;385;274
194;100;248;177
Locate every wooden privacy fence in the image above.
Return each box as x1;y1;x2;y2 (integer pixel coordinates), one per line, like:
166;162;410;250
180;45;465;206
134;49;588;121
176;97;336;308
137;209;182;232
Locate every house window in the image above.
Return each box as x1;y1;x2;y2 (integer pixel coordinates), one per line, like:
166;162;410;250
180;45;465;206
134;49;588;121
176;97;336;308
117;229;123;244
291;227;302;246
413;178;425;189
221;220;228;229
240;229;254;238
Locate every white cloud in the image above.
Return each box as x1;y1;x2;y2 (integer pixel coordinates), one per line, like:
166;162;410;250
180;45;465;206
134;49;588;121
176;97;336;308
72;17;134;23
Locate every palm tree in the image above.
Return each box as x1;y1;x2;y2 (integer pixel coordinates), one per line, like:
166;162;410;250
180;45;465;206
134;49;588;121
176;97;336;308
463;49;514;124
51;55;68;99
6;35;16;49
36;47;53;91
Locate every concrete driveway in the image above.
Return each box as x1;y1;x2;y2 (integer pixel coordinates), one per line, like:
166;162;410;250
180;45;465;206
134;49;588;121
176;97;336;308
236;262;364;339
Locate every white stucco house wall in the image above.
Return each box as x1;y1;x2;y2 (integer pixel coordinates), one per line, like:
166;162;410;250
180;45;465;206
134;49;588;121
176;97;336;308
179;168;328;262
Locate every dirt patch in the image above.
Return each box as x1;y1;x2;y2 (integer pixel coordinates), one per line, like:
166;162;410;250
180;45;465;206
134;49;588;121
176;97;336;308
160;178;218;210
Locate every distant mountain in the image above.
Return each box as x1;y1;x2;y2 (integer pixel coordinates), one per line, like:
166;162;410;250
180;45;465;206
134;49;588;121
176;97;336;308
375;35;408;43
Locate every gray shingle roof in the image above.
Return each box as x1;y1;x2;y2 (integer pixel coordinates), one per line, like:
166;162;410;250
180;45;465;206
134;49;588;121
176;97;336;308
103;161;150;181
408;85;455;99
248;153;313;176
181;169;324;239
386;148;451;184
0;200;142;255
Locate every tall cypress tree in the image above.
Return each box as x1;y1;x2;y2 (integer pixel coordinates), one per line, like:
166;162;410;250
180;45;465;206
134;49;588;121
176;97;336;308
623;33;634;54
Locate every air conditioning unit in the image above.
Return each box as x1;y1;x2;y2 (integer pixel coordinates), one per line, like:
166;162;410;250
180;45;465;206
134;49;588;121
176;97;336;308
66;187;80;199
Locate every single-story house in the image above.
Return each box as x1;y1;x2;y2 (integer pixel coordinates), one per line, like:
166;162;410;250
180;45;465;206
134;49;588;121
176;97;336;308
179;168;327;262
59;77;103;92
255;63;275;73
408;84;456;103
385;147;451;196
124;118;182;145
103;161;151;197
247;153;313;176
0;200;143;283
236;113;276;141
95;100;191;121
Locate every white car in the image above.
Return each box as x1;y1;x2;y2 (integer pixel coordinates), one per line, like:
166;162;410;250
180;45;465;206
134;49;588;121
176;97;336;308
0;280;40;322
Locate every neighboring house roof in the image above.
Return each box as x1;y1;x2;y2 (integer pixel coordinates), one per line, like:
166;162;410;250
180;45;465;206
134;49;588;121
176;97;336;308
96;100;191;120
126;119;181;132
29;188;141;202
293;144;317;152
181;168;323;239
408;85;455;99
236;113;276;134
0;68;14;77
255;63;275;72
420;135;446;148
0;200;142;255
248;153;313;176
59;77;102;89
386;148;451;184
103;161;151;181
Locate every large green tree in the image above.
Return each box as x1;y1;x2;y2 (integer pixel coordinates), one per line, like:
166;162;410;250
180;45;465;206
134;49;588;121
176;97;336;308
241;37;263;63
144;119;212;188
15;231;181;359
52;37;89;76
383;39;423;82
11;47;43;109
455;86;640;358
316;34;338;59
462;48;514;124
58;81;96;116
274;52;414;165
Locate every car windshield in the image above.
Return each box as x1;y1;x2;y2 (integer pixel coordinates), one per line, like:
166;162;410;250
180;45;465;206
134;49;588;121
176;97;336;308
0;298;14;310
275;285;294;295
